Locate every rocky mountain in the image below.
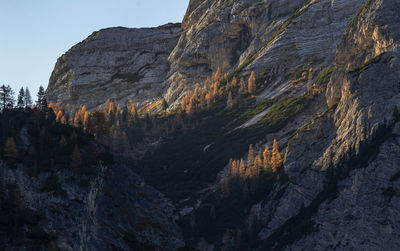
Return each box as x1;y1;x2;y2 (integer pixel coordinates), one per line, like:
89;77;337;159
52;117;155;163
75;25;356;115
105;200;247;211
47;23;181;111
29;0;400;250
165;0;365;107
0;110;183;250
47;0;367;111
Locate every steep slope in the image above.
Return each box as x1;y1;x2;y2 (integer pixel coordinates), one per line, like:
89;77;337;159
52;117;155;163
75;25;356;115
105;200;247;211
47;23;181;111
0;109;183;250
165;0;364;107
41;0;400;250
258;0;400;249
47;0;365;111
133;0;400;249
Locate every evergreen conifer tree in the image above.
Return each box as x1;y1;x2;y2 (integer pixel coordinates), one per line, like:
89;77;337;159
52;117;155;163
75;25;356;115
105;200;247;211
0;85;15;110
24;87;32;108
17;87;25;108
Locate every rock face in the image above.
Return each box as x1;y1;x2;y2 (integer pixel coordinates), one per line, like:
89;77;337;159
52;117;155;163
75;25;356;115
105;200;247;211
0;159;184;250
47;23;181;111
258;0;400;249
47;0;366;110
165;0;365;107
43;0;400;250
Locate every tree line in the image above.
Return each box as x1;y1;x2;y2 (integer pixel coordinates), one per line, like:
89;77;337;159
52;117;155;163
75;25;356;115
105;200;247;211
0;84;47;111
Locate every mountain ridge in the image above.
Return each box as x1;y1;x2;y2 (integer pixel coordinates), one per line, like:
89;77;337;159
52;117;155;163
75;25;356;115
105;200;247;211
32;0;400;249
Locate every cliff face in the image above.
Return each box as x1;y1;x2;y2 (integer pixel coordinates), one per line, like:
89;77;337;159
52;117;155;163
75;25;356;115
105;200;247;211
42;0;400;250
47;0;365;110
47;23;181;111
258;0;400;249
165;0;365;107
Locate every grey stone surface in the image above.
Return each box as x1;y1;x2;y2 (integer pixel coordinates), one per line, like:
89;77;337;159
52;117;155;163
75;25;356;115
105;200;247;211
258;1;400;249
43;0;400;249
47;23;181;111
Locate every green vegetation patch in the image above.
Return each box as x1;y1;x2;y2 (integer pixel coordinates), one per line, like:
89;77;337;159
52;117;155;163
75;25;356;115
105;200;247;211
314;65;335;88
253;93;314;132
348;53;383;74
346;0;373;31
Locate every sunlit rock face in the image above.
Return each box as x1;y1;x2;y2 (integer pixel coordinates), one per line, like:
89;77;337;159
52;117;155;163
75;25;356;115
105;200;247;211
48;0;366;111
46;23;181;111
259;1;400;249
44;1;400;249
165;0;365;107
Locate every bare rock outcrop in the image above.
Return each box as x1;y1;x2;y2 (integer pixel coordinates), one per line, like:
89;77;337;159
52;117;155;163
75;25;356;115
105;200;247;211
43;0;400;249
165;0;365;107
47;0;366;111
258;1;400;249
46;23;181;110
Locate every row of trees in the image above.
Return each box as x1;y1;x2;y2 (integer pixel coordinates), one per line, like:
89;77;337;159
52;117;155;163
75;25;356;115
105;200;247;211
45;98;197;158
0;85;47;111
179;68;259;114
220;140;282;197
226;139;282;181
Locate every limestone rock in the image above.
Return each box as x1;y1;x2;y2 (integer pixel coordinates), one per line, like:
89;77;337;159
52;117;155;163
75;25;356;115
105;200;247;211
47;23;181;111
165;0;365;108
43;0;400;249
258;1;400;249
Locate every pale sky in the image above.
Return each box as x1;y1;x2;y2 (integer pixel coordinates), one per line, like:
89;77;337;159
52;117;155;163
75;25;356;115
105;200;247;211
0;0;188;98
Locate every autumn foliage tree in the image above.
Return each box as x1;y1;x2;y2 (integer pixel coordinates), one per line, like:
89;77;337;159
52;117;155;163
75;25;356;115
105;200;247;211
225;139;282;183
248;71;256;94
262;144;271;170
271;139;282;172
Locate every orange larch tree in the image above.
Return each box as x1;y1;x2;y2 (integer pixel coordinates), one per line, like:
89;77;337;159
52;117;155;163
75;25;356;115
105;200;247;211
239;159;246;178
248;71;256;94
231;77;237;88
270;139;282;172
263;144;271;170
212;66;222;83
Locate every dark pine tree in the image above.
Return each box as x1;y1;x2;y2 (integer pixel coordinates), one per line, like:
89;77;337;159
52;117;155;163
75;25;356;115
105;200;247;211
36;85;47;110
0;85;15;110
17;87;25;108
24;87;33;108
